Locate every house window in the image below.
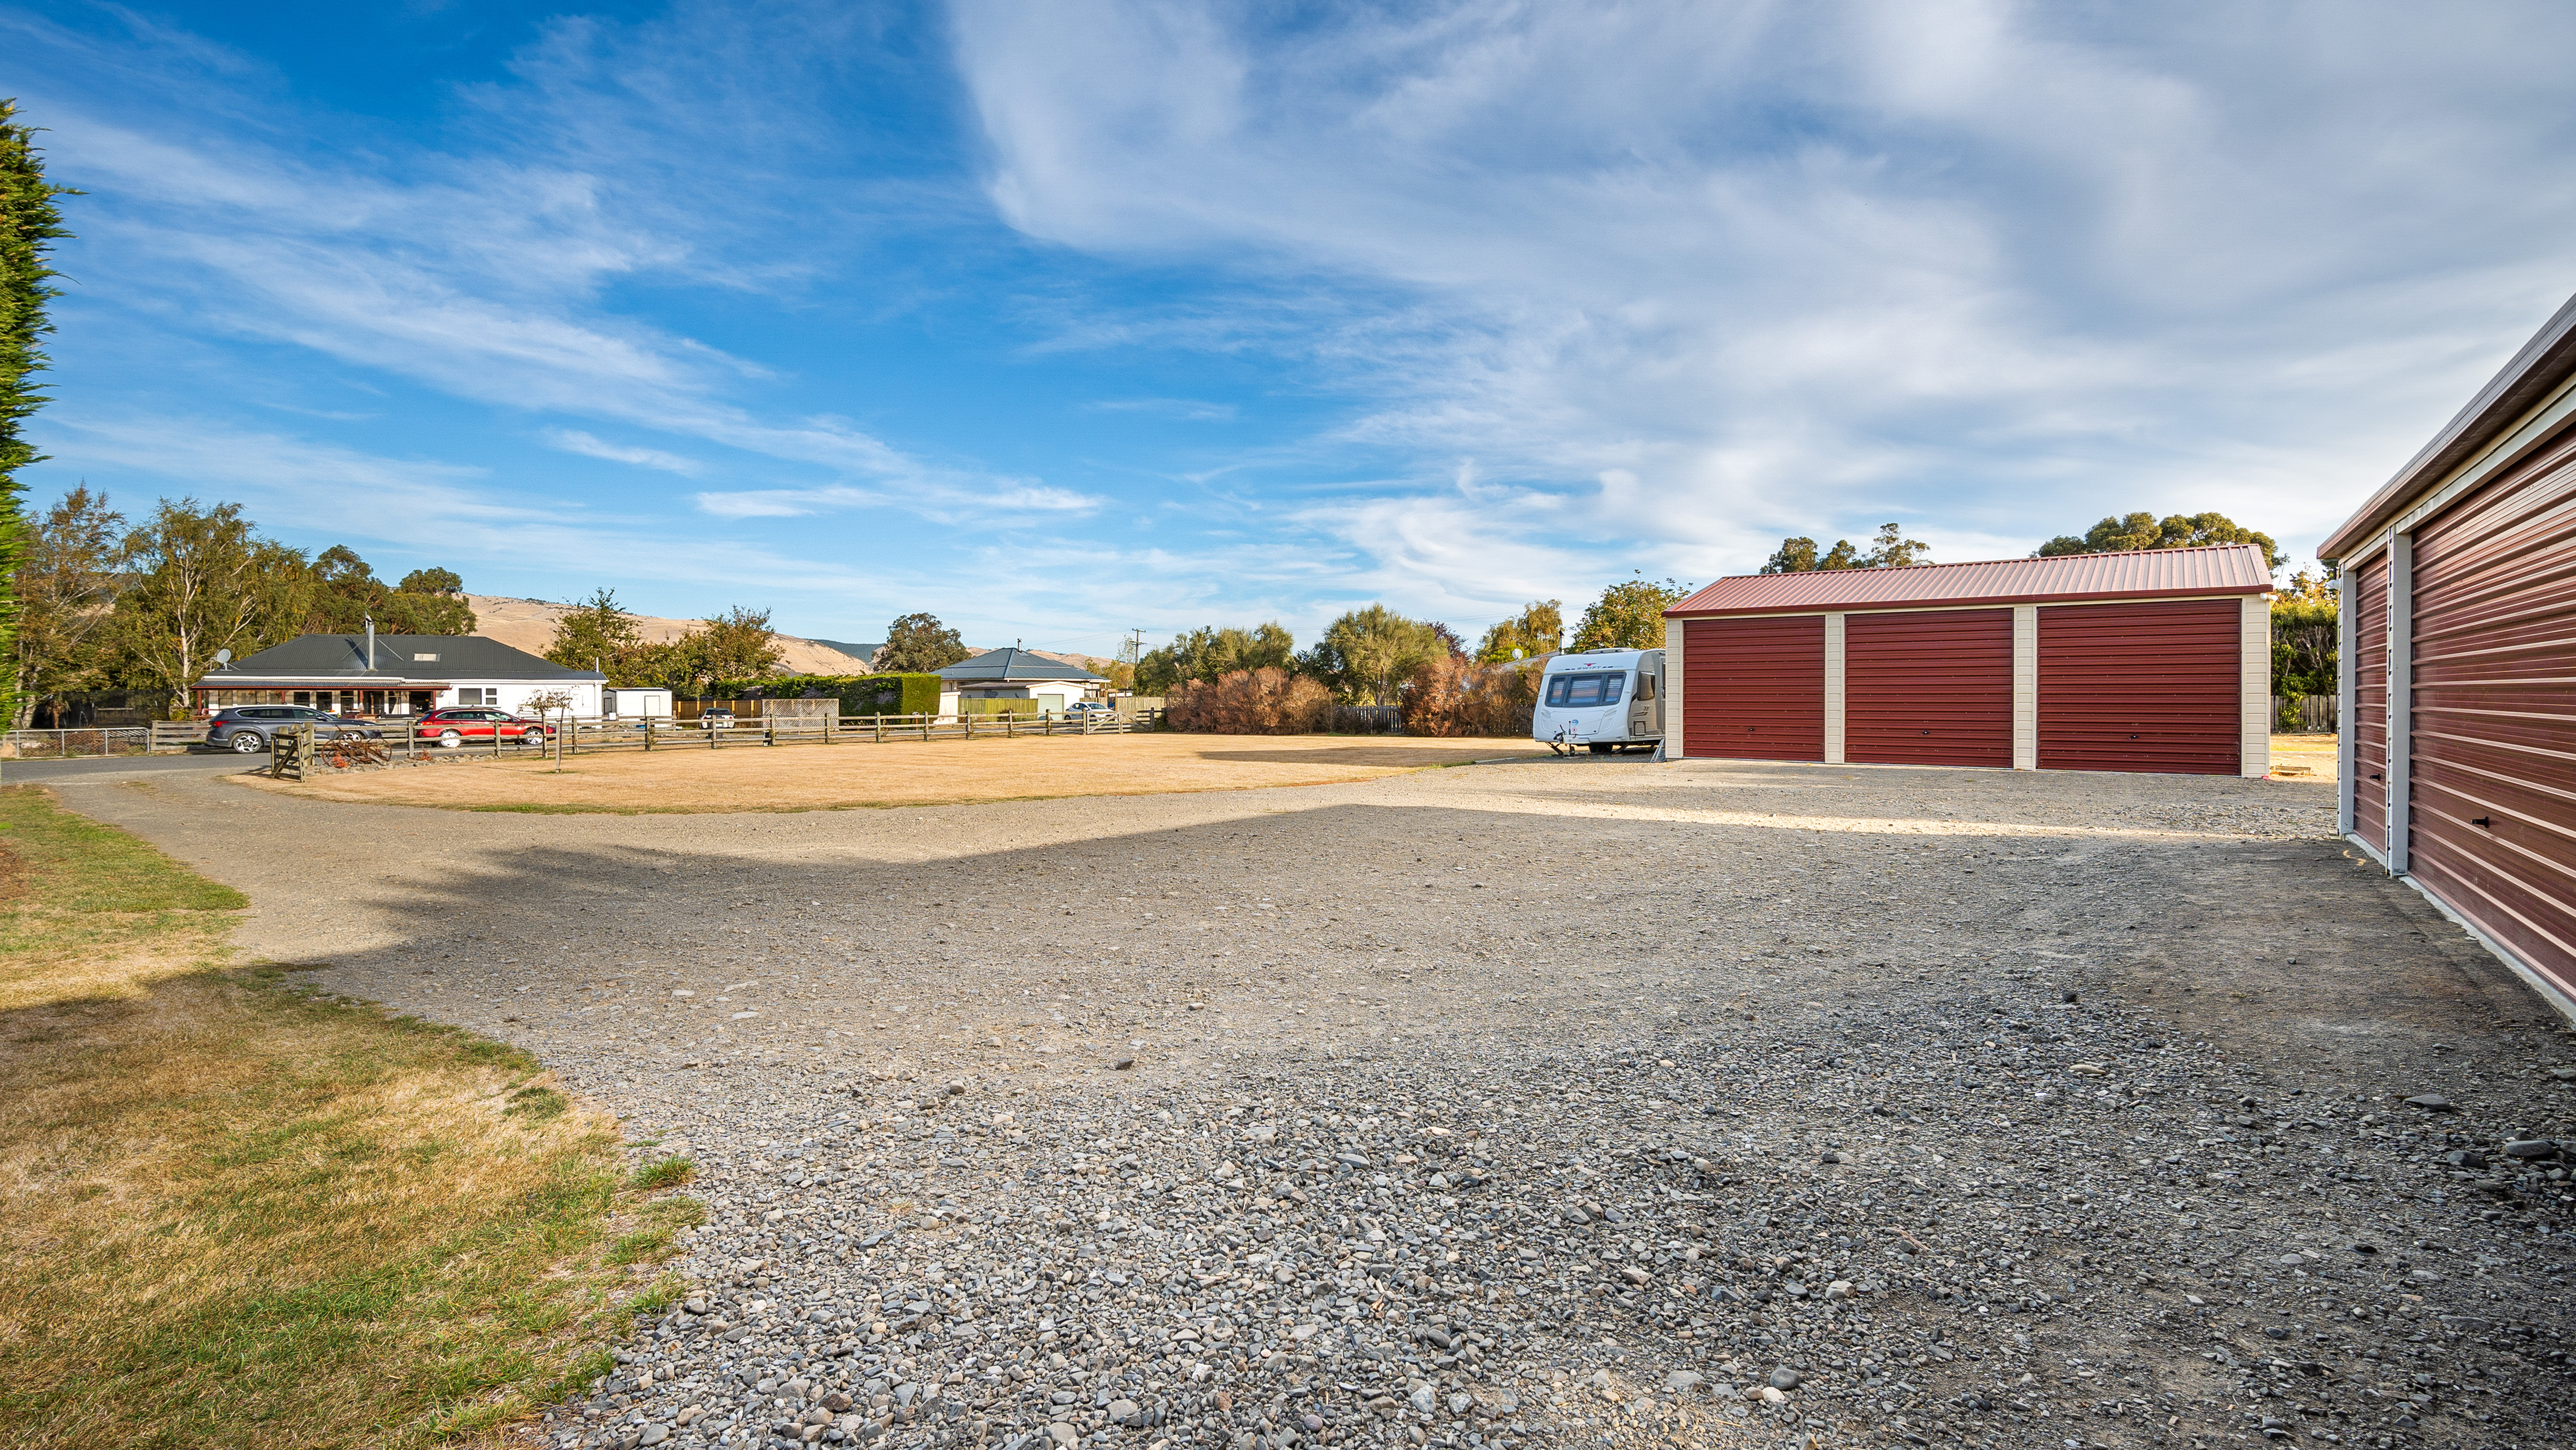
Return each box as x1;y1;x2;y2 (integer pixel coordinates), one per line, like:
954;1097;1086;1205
413;653;440;662
455;687;493;706
293;692;312;706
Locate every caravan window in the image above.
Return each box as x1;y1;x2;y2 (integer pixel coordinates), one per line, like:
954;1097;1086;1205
1545;672;1626;708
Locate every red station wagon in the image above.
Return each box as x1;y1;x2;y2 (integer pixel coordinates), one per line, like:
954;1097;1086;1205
414;707;553;748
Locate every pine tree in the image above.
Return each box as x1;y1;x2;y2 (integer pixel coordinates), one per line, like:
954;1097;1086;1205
1;99;80;732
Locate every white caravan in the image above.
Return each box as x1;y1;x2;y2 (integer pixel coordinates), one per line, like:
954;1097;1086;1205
1532;648;1664;754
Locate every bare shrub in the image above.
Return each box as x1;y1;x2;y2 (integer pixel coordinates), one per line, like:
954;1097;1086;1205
1402;655;1537;737
1165;667;1334;734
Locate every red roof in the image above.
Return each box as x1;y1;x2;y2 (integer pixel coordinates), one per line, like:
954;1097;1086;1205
1665;543;2273;617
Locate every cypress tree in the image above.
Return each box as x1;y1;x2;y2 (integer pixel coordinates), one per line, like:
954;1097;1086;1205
1;99;78;731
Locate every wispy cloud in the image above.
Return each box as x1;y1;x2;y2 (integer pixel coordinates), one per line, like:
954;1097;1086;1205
1088;396;1239;422
692;479;1104;521
542;429;702;476
950;0;2576;577
15;4;1034;501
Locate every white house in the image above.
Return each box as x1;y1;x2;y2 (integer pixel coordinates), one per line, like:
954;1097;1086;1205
937;646;1107;713
193;634;606;718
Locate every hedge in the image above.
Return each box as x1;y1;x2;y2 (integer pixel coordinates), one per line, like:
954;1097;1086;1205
700;673;944;717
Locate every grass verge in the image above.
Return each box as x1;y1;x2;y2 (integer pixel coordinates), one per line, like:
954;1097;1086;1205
0;785;693;1448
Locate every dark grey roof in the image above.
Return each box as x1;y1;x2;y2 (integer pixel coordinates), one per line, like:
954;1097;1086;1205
937;646;1105;683
198;634;605;685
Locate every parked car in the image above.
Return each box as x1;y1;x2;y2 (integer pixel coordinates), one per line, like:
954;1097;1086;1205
1066;701;1115;717
412;706;553;749
699;707;737;730
204;706;384;754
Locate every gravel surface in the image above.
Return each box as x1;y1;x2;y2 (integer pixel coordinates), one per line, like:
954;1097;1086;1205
48;757;2576;1450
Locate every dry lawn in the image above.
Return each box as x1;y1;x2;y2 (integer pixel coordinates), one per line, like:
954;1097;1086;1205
238;730;1556;814
2270;731;2338;782
0;786;695;1448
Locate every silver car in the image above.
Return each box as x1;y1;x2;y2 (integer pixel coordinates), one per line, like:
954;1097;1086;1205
204;706;381;754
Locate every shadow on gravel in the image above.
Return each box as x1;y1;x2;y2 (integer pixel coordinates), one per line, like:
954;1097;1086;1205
68;775;2576;1449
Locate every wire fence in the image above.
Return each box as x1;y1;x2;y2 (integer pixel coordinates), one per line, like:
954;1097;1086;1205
258;710;1169;778
0;727;154;759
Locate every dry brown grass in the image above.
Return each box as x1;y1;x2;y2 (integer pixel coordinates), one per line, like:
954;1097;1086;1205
0;786;691;1447
236;730;1555;814
2269;732;2338;782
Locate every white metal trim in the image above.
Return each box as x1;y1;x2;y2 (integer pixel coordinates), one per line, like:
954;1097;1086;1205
1663;619;1687;759
1677;591;2261;622
1822;613;1846;765
2385;533;2413;873
2396;372;2576;537
2239;594;2270;778
2336;568;2357;835
2011;604;2038;770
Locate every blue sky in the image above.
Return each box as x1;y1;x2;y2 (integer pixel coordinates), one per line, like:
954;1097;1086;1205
10;1;2575;656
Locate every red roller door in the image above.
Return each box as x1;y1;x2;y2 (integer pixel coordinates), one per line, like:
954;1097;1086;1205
1846;609;2012;767
2405;422;2576;1002
2351;554;2390;852
2037;600;2240;774
1683;615;1824;761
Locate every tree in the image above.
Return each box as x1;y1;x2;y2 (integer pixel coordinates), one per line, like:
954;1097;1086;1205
1474;600;1564;663
1861;522;1930;567
2271;566;2338;721
683;605;786;682
2037;511;2284;570
2;99;79;731
1135;622;1294;694
297;545;475;636
106;499;307;713
543;588;648;677
397;566;463;596
877;611;970;673
1761;536;1859;573
1762;523;1926;573
1312;605;1444;707
1570;574;1693;651
9;485;129;726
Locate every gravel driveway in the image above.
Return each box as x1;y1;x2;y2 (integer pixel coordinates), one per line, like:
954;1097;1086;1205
50;758;2576;1450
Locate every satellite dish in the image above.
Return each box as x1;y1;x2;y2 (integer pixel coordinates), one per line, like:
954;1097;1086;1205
214;649;232;665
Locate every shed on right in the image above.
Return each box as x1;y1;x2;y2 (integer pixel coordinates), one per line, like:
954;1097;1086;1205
2318;289;2576;1021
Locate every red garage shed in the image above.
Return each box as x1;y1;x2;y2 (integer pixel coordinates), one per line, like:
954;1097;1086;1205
2320;289;2576;1020
1661;547;2275;776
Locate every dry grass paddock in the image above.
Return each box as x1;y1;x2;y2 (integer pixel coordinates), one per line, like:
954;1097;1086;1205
235;731;1558;814
2269;731;2338;781
0;787;697;1448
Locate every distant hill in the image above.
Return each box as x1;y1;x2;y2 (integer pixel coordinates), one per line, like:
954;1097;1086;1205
465;600;1122;679
463;596;876;676
805;639;884;667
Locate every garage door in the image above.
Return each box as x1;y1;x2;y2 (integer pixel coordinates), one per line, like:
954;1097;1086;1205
1682;615;1824;761
2351;553;2390;852
2037;600;2240;774
1846;609;2012;767
2406;421;2576;1003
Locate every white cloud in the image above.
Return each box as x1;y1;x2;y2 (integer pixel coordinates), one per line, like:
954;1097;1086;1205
13;9;1030;502
949;0;2576;577
691;479;1104;521
36;412;876;596
542;429;703;475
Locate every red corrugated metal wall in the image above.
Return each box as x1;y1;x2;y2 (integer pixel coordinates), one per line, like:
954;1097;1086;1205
1846;609;2012;767
2352;554;2390;851
2404;420;2576;1004
1682;615;1824;761
2037;600;2240;773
